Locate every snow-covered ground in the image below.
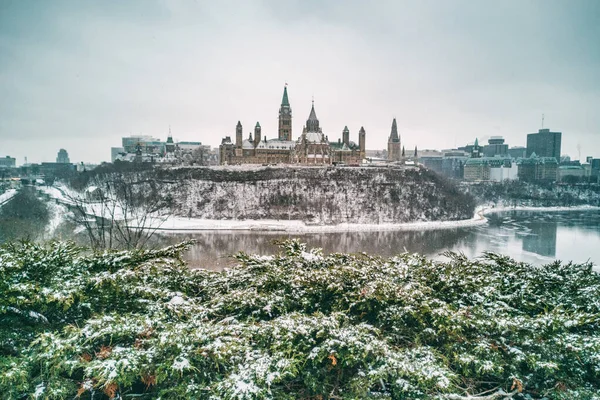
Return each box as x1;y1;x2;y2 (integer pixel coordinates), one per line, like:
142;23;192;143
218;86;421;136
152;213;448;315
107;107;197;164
0;188;17;206
153;211;488;233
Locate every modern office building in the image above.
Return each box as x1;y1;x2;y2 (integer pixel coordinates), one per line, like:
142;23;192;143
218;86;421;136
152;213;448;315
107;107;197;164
508;146;527;159
526;129;561;159
482;136;509;157
0;156;16;168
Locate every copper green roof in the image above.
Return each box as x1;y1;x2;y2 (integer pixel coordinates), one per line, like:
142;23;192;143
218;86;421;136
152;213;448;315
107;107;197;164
281;86;290;106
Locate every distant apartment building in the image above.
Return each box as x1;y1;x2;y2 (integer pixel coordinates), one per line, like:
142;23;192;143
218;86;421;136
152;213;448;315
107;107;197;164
517;155;558;181
441;150;469;179
420;153;443;175
464;157;515;182
114;132;211;165
419;149;468;179
586;157;600;180
122;136;165;155
0;156;16;168
526;129;561;159
558;165;586;182
482;136;509;157
56;149;70;164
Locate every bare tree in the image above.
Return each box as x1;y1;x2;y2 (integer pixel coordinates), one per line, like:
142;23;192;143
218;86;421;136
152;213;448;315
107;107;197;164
64;172;174;250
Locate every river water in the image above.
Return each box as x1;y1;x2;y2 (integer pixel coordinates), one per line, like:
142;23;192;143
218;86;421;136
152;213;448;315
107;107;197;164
155;210;600;270
1;195;598;271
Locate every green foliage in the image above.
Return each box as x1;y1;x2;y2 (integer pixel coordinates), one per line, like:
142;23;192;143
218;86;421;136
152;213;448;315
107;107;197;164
1;240;600;399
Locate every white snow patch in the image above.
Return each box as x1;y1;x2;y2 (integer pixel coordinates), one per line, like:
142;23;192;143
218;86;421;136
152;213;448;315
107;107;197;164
0;189;17;205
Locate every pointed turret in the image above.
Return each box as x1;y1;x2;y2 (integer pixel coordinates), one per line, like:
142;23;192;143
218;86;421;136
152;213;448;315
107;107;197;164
235;121;243;148
254;122;262;146
166;126;175;153
387;118;401;161
389;118;400;142
342;126;350;146
306;100;320;133
359;126;366;158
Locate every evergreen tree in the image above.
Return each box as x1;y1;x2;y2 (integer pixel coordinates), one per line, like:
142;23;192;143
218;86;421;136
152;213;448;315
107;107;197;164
2;240;600;399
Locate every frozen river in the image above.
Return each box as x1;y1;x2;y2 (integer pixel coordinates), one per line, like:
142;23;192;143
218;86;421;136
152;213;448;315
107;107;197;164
156;210;600;270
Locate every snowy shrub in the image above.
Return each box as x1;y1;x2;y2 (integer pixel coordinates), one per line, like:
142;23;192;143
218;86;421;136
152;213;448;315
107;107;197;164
1;240;600;399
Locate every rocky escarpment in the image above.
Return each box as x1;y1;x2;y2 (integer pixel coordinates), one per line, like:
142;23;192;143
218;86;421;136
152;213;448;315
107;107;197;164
152;165;475;224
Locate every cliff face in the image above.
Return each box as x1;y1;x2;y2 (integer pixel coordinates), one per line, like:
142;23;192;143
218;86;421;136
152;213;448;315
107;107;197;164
153;166;475;224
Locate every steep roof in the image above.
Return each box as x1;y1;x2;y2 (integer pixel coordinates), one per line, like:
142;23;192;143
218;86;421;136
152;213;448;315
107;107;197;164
308;103;318;122
389;118;399;142
281;86;290;106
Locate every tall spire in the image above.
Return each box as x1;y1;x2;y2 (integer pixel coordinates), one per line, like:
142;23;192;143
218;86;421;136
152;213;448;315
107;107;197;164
278;84;293;141
308;103;318;121
281;85;290;106
389;118;399;142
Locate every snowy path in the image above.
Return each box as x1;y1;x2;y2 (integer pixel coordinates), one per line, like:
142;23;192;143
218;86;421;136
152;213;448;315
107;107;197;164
0;189;17;207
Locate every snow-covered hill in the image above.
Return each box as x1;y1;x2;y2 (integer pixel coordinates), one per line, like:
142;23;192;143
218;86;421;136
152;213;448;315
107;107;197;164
151;165;475;225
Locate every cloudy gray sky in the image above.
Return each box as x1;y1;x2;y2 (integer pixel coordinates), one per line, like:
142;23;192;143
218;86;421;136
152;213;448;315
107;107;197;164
1;0;599;164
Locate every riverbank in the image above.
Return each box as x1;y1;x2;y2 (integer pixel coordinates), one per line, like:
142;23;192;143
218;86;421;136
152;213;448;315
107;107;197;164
144;204;600;233
152;211;488;233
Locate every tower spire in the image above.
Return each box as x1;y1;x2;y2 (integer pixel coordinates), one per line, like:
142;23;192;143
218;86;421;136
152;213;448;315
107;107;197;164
281;85;290;106
389;118;399;141
278;84;293;140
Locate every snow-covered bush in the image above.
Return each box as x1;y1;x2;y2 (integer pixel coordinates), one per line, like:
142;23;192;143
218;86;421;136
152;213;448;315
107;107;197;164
1;240;600;399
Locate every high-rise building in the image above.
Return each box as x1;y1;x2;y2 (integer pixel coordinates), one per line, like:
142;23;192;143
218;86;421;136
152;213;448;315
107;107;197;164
0;156;16;168
387;118;401;161
56;149;70;164
526;129;561;159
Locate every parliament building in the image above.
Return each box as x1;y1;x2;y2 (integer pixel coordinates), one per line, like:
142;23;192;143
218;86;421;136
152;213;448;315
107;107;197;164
219;86;366;166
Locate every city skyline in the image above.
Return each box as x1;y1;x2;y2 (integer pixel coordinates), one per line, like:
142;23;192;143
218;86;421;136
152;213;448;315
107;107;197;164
1;0;599;164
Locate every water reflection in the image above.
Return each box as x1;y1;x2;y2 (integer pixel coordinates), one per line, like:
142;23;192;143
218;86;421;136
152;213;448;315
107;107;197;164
521;221;557;258
157;210;600;270
1;200;599;270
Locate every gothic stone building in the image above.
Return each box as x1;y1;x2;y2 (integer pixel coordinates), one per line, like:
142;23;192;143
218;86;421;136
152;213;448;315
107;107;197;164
219;86;366;165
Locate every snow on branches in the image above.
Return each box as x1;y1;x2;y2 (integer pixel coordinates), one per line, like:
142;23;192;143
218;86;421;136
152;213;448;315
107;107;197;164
1;240;600;399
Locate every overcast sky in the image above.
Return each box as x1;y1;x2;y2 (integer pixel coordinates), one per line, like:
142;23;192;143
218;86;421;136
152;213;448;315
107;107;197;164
1;0;599;164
